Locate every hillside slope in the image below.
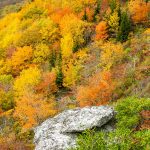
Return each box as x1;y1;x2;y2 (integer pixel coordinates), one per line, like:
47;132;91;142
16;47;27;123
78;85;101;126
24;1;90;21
0;0;23;8
0;0;149;149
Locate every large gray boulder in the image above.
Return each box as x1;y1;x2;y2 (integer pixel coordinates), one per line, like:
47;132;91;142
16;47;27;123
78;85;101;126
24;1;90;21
34;106;115;150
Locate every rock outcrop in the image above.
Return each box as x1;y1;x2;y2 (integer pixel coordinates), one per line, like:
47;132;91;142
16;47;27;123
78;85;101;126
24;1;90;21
34;106;115;150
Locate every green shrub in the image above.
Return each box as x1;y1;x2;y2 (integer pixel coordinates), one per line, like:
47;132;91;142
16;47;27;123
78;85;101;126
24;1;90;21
71;97;150;150
70;130;106;150
0;91;15;111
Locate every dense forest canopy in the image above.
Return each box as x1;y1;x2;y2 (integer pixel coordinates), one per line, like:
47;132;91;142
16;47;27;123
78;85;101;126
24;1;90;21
0;0;149;149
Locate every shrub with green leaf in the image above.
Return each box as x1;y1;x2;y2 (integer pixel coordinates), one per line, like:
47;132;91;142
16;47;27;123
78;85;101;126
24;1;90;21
71;97;150;150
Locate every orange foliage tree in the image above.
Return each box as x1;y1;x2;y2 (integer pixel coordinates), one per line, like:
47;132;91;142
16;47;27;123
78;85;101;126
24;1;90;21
50;8;72;24
95;21;108;40
13;94;57;131
77;71;114;107
100;0;109;16
79;7;95;21
128;0;150;24
35;71;58;96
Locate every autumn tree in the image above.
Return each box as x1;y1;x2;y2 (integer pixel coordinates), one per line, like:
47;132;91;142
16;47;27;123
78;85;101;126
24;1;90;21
0;59;12;75
11;46;33;74
13;94;57;131
13;67;41;97
13;66;57;131
19;0;47;20
60;14;90;88
63;0;96;13
62;49;87;88
60;14;88;52
95;21;108;40
99;41;125;70
80;7;95;22
103;0;121;37
62;58;81;88
0;74;13;92
0;14;20;58
100;0;109;16
33;43;50;64
61;33;74;58
77;71;114;107
128;0;150;24
17;18;58;47
35;71;58;96
107;10;120;35
50;8;72;24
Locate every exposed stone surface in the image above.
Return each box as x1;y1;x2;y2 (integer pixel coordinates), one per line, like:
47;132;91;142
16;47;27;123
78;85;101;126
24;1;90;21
34;106;115;150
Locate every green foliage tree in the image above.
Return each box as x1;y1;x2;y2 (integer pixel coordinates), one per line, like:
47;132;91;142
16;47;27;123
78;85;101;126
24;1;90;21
109;0;118;13
82;8;88;21
0;74;14;111
117;11;131;42
93;0;101;22
56;54;63;87
0;91;14;111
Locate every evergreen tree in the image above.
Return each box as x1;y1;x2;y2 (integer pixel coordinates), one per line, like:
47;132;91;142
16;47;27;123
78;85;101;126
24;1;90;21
49;49;56;70
93;0;101;22
56;68;63;88
82;8;88;21
56;53;63;87
117;11;131;42
109;0;117;13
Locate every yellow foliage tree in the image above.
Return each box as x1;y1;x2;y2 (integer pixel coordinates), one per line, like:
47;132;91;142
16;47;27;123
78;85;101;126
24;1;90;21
13;67;41;97
107;10;120;34
61;33;74;58
61;0;96;13
62;58;81;88
17;18;58;47
60;13;87;51
0;14;20;59
11;46;33;73
62;49;87;88
33;43;50;63
0;59;12;75
100;41;125;70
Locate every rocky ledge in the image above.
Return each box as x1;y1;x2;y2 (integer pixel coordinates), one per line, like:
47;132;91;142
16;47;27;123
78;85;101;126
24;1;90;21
34;106;115;150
